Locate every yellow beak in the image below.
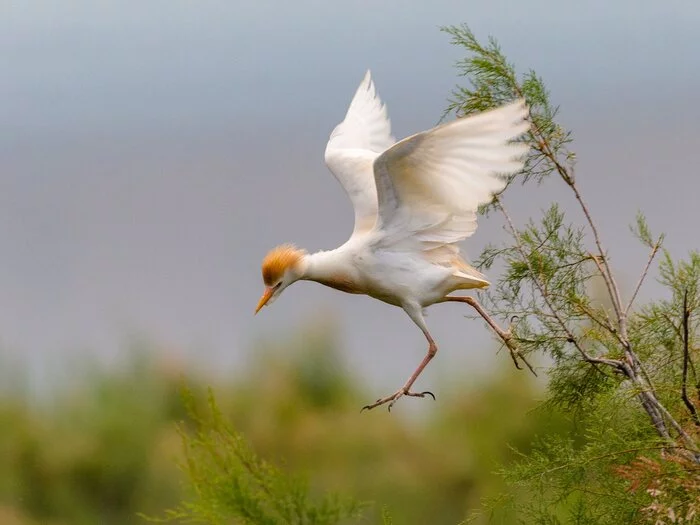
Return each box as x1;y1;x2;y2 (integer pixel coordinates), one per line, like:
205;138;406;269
255;286;274;314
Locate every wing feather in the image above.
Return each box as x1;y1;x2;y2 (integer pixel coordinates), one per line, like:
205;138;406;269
373;99;530;257
324;70;395;237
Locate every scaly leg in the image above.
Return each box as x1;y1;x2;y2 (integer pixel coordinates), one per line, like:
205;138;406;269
440;295;536;376
362;303;437;412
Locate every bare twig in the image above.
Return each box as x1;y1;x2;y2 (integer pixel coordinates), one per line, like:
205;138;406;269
625;238;663;316
681;289;700;427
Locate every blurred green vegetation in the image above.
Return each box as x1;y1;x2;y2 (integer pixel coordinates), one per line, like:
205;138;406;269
0;320;573;524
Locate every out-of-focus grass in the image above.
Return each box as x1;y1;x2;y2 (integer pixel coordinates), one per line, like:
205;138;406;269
0;320;571;524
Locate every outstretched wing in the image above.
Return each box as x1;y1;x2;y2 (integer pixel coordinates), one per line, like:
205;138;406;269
324;70;395;237
372;99;530;257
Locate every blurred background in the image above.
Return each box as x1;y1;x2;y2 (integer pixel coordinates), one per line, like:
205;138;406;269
1;1;698;523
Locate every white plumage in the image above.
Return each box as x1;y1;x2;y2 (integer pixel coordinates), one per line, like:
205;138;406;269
257;70;530;410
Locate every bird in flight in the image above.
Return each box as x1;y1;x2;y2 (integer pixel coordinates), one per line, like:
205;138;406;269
256;70;530;411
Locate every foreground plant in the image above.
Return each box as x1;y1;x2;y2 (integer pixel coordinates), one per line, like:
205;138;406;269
149;387;365;525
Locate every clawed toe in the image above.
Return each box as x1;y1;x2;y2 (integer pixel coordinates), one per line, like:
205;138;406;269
360;388;436;412
404;390;435;400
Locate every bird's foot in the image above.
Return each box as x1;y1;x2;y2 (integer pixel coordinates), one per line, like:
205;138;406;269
361;388;435;412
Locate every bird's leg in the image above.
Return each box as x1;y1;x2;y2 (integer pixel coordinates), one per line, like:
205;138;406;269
361;334;437;412
441;295;537;376
362;305;437;412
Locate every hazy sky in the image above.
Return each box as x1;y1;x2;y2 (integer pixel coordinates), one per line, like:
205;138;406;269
2;2;699;396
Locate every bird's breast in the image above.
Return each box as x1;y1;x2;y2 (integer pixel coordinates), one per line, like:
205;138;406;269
314;273;365;295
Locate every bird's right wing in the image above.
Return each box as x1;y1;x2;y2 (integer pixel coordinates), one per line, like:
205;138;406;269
324;70;396;237
372;99;530;253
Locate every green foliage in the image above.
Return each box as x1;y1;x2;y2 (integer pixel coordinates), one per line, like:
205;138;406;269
0;322;574;525
442;23;700;524
631;252;700;419
152;386;365;525
478;203;598;364
630;212;664;250
441;24;573;197
0;350;187;525
153;325;573;525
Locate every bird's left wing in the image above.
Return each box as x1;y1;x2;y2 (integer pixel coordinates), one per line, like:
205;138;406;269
372;99;530;253
324;70;396;237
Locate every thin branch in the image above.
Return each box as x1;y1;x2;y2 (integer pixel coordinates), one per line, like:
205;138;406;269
689;349;699;401
588;252;621;332
661;312;684;340
557;295;617;336
619;358;699;455
496;199;698;450
569;181;626;333
625;238;663;316
516;92;626;333
659;314;700;395
617;361;672;442
496;199;615;375
637;357;662;400
459;35;629;346
450;40;697;452
648;386;699;455
529;225;557;252
681;289;700;426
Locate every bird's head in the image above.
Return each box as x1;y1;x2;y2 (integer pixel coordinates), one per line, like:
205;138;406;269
255;244;307;314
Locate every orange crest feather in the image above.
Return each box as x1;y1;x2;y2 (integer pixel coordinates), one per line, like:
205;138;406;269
261;244;304;286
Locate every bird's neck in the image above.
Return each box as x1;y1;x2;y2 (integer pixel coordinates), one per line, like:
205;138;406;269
301;250;361;294
302;250;345;281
